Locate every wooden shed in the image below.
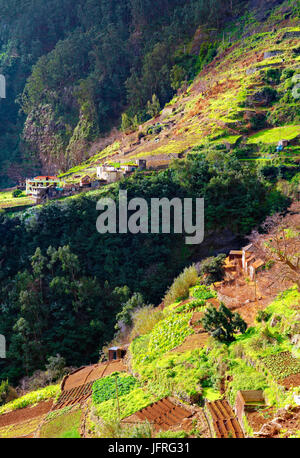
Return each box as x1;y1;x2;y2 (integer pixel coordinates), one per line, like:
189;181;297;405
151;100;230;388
228;250;243;261
108;346;127;361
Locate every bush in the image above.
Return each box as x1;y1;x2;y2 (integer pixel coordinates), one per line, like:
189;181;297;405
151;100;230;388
197;254;226;284
12;189;23;198
256;310;272;323
146;94;160;118
97;419;152;438
193;285;217;301
0;380;9;406
163;265;198;307
130;306;164;340
202;303;247;343
115;292;146;332
0;384;60;415
263;68;281;85
45;354;67;382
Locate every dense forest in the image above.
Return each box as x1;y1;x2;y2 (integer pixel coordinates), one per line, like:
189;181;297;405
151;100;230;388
0;0;247;186
0;153;290;382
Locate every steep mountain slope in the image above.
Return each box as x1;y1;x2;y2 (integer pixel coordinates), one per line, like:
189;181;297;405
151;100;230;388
59;8;300;183
1;0;299;187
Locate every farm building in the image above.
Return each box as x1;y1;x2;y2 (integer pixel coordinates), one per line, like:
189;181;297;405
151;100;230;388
26;176;60;196
120;164;138;173
96;165;123;183
228;250;243;262
235;390;266;427
108;346;127;361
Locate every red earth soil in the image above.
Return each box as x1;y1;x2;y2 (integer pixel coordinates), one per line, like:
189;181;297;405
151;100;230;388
123;397;193;431
279;373;300;389
0;400;53;428
54;359;128;410
207;400;244;438
63;359;127;390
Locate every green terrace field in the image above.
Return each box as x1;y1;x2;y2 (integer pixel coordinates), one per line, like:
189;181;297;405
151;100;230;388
247;126;300;145
0;190;33;210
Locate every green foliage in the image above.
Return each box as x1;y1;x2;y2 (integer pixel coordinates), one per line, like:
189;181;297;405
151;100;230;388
262;352;300;380
130;306;164;340
256;310;272;323
163;265;198;307
45;354;67;382
227;360;268;406
92;373;138;405
115;292;146;331
197;254;226;284
94;387;157;422
0;384;59;415
192;285;217;301
40;408;81;438
12;189;23;198
263;68;282;85
202;303;247;343
0;380;9;406
146;94;161;118
170;65;187;91
156;430;188;438
148;312;194;357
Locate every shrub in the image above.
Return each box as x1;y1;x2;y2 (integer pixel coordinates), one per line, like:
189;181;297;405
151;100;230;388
130;306;164;340
197;254;226;284
12;189;23;198
45;354;67;382
0;380;9;406
147;94;160;118
156;430;188;438
202;303;247;343
0;384;60;415
256;310;272;323
263;68;281;84
97;419;152;438
115;292;146;331
163;265;198;307
193;285;217;301
94;387;157;422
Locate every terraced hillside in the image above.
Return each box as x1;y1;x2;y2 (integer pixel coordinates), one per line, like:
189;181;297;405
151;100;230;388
59;22;300;184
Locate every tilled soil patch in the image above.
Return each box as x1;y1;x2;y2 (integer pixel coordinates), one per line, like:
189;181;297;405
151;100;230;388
279;373;300;389
0;400;53;428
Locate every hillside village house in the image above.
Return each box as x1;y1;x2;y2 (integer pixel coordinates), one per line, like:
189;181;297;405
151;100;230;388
26;176;60;196
96;160;145;183
96;165;124;183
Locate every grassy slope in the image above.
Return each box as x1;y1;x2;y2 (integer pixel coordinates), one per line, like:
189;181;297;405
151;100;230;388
0;191;33;210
